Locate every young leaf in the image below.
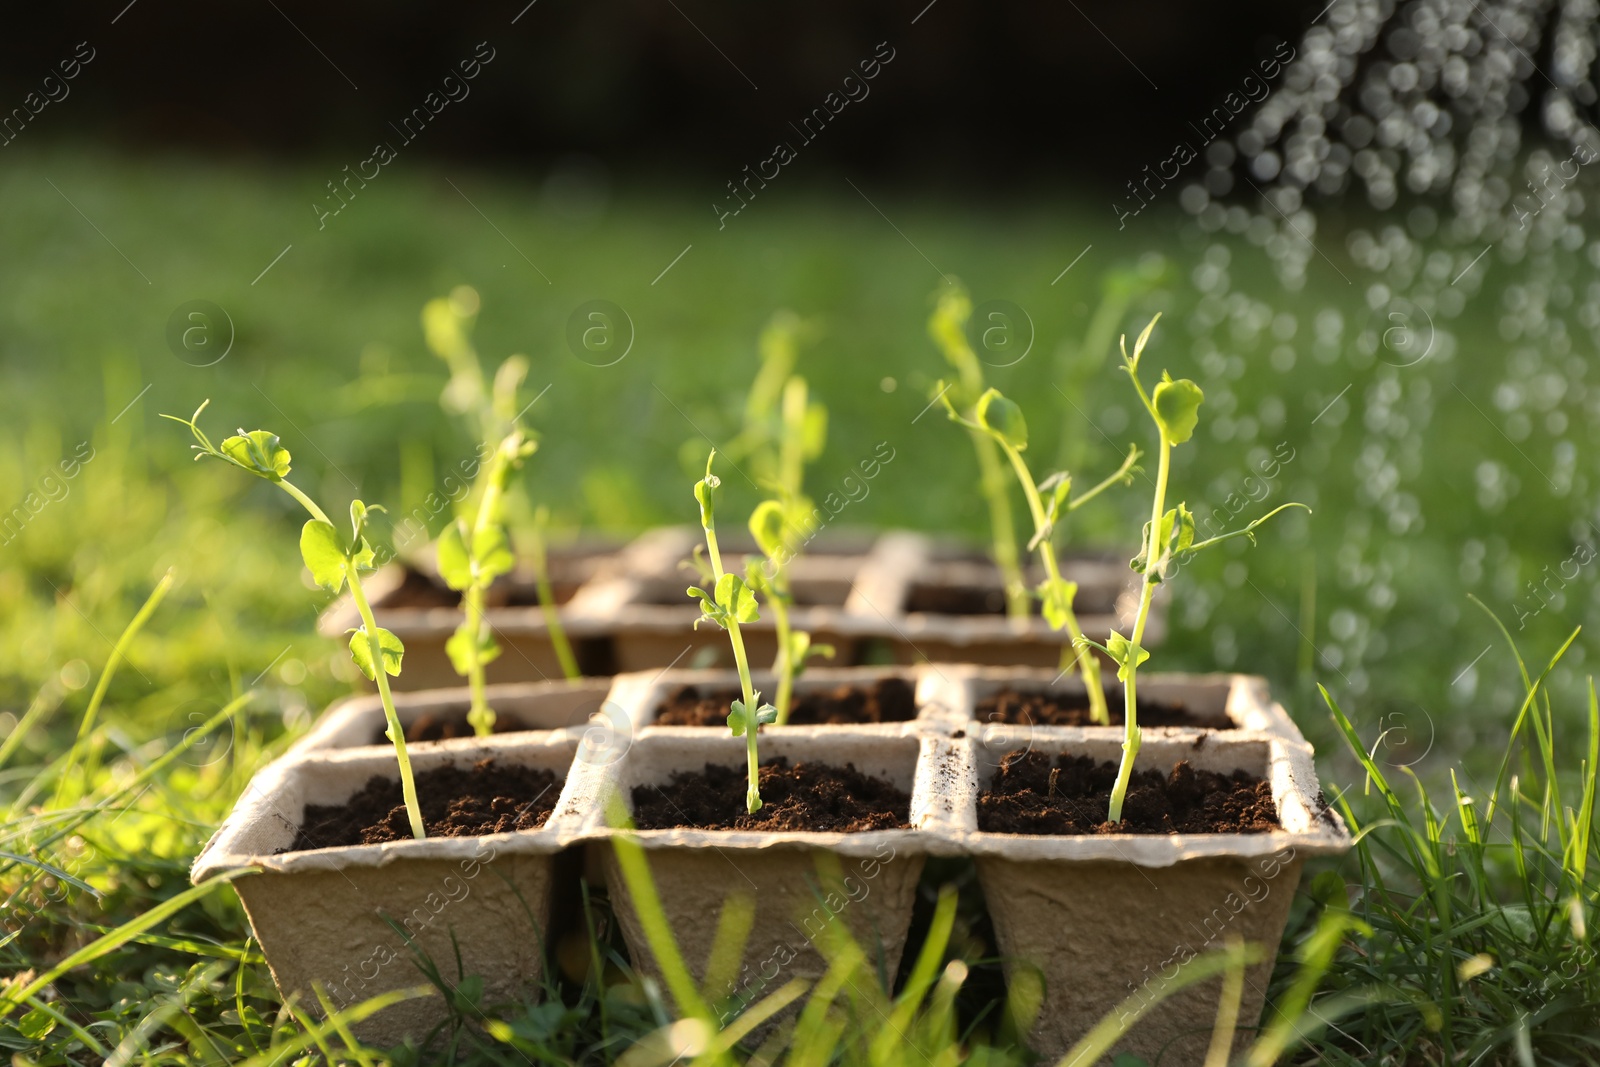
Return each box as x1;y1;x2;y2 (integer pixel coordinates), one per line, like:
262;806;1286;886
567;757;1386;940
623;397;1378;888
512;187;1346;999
787;630;836;673
1130;313;1160;366
349;626;405;680
802;402;828;460
299;520;348;592
1151;375;1204;445
1169;502;1196;557
436;521;473;591
714;572;760;624
349;499;381;546
1106;631;1150;683
975;388;1028;450
1040;471;1072;522
694;452;721;527
446;620;501;674
749;499;788;560
1038;577;1080;631
472;524;515;582
687;585;727;629
728;695;778;737
220;430;292;479
803;641;836;665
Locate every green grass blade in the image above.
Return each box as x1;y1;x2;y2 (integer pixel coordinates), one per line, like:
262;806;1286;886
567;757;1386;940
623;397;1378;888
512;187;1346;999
0;868;252;1017
1056;944;1264;1067
609;831;712;1021
53;568;176;804
1248;903;1372;1067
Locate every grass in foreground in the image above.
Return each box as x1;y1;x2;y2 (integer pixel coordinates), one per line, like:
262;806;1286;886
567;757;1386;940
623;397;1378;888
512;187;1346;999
2;571;1597;1064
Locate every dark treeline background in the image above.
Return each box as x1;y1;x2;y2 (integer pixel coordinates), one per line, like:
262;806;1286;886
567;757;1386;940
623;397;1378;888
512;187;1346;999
4;1;1315;195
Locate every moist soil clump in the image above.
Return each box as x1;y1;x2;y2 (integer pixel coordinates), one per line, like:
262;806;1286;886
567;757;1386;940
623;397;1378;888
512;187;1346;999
978;751;1278;835
976;687;1230;729
655;677;916;726
290;759;561;850
631;757;910;832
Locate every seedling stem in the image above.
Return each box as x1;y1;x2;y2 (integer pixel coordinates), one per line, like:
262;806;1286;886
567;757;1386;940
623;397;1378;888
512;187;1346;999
164;400;427;839
690;451;776;813
1098;314;1309;823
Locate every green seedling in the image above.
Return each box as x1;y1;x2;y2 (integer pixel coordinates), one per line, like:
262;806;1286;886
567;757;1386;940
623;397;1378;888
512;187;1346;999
928;284;1028;620
164;400;426;840
937;384;1141;725
748;497;835;725
688;451;776;814
423;290;580;732
1083;315;1309;823
691;312;833;723
751;343;835;723
437;429;537;735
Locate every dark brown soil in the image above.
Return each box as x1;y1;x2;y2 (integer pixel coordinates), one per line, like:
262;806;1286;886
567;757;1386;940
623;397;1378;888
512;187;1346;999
977;751;1279;835
367;711;533;745
976;687;1232;729
631;757;910;832
654;677;916;726
384;567;462;609
906;583;1024;616
905;582;1118;616
289;759;561;850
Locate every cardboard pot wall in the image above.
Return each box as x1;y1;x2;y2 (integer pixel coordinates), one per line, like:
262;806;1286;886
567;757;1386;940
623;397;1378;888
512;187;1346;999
191;734;590;1046
575;729;948;1011
318;562;618;689
289;678;615;755
956;733;1349;1061
916;665;1305;740
572;526;871;673
321;527;1161;684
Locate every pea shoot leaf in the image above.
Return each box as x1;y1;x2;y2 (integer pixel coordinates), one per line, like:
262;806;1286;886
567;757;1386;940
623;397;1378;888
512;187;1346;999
727;695;778;737
975;388;1028;450
473;524;515;582
1152;375;1204;445
1106;631;1150;683
436;521;473;590
446;620;501;674
219;430;291;479
349;626;405;680
299;520;348;592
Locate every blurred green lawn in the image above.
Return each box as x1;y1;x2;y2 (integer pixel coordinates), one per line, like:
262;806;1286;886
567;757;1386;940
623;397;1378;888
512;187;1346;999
1;145;1594;771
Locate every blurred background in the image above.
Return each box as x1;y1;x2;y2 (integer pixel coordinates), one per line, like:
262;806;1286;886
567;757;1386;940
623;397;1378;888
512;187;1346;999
3;0;1598;773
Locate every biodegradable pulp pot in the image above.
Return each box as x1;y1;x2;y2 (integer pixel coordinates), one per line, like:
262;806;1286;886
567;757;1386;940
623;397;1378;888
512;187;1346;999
191;733;591;1046
948;731;1349;1062
917;665;1304;741
577;725;950;1015
850;533;1160;668
289;677;616;755
318;543;621;689
613;663;936;731
575;526;875;673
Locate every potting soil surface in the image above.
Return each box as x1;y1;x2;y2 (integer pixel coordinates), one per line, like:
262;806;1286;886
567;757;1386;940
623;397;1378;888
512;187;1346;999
631;757;911;831
370;712;532;745
976;687;1231;729
290;759;561;850
655;677;916;726
977;751;1279;835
